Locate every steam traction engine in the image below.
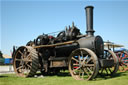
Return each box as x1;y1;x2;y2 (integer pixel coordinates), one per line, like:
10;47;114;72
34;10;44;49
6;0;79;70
13;6;119;80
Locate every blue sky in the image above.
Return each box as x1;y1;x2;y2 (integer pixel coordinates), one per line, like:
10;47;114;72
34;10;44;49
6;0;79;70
1;0;128;55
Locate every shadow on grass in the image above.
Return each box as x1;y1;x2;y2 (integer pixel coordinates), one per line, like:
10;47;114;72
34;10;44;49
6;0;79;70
0;75;8;78
35;71;128;80
57;72;71;77
95;72;127;80
35;72;71;77
13;69;125;81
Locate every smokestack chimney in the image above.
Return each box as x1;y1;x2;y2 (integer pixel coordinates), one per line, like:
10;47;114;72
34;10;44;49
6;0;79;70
85;6;95;36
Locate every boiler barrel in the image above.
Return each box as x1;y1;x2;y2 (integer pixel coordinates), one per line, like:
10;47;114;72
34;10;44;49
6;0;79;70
55;35;103;57
55;43;79;57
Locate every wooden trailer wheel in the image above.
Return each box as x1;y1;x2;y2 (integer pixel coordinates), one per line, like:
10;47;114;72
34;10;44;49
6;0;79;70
68;48;99;80
99;50;119;76
116;51;128;72
13;46;39;77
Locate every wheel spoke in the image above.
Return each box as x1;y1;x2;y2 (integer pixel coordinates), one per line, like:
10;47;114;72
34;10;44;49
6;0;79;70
82;71;84;78
122;60;128;62
26;64;32;69
122;56;127;60
108;68;112;73
73;63;79;66
120;53;123;59
78;55;81;64
24;60;32;62
19;60;24;66
73;66;81;73
25;66;30;74
22;66;26;73
119;66;123;71
100;68;104;74
80;50;84;59
79;68;82;76
83;68;90;76
87;67;93;74
86;57;92;64
18;50;24;59
26;53;31;60
122;62;128;67
121;64;125;69
16;66;23;70
84;64;94;67
105;68;108;75
81;55;88;65
15;59;22;61
24;48;27;55
72;57;79;62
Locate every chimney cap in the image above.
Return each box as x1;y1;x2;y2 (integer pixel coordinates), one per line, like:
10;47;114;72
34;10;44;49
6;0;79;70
85;6;94;9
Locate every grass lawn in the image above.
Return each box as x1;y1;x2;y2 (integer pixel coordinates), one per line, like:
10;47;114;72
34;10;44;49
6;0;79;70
0;71;128;85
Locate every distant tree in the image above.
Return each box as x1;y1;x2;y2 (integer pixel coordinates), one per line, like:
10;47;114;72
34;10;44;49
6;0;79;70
0;50;3;58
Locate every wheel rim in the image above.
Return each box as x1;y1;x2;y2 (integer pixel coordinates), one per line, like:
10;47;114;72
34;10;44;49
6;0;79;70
13;46;38;77
99;50;119;76
68;48;99;80
116;51;128;72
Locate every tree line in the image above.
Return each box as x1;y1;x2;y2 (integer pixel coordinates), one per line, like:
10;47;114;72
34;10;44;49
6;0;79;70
0;50;3;58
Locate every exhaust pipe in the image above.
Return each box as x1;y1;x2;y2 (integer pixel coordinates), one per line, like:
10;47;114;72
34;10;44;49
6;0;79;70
85;6;95;37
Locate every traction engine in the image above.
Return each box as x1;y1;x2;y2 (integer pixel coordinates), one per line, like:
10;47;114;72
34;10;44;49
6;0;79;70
12;6;119;80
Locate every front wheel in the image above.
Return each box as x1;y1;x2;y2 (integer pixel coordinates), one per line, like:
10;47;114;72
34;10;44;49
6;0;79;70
68;48;99;80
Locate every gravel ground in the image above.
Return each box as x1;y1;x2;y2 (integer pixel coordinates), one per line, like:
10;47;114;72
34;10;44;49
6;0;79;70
0;65;14;74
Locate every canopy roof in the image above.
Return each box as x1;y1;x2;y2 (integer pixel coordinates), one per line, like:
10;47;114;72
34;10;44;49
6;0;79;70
104;41;124;48
3;54;12;58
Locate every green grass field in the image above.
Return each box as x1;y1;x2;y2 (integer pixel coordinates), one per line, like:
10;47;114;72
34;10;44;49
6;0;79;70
0;71;128;85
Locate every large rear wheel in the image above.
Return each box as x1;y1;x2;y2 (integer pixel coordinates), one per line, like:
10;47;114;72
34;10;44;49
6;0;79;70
13;46;39;77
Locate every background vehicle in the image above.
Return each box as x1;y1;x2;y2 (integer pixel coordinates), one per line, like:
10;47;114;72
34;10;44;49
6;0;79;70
104;41;128;72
